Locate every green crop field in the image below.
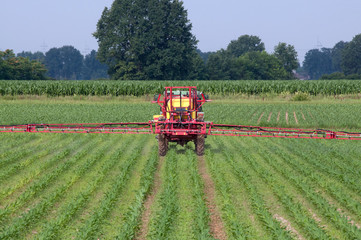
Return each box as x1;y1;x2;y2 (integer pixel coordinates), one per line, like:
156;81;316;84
2;80;361;96
1;95;361;239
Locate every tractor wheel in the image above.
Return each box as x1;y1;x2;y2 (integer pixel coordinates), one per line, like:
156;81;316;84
196;135;205;156
158;134;168;156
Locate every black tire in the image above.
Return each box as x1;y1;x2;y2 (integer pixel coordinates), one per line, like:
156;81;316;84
196;135;205;156
158;134;167;156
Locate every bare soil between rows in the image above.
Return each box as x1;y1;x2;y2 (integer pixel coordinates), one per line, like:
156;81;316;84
198;156;227;240
135;156;165;240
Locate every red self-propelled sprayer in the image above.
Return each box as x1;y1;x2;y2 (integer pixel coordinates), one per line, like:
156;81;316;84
1;86;361;156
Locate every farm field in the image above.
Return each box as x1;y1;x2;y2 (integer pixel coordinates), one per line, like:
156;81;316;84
1;95;361;239
2;95;361;129
2;80;361;96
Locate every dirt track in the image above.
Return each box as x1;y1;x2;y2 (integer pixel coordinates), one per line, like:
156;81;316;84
198;156;227;240
136;156;165;240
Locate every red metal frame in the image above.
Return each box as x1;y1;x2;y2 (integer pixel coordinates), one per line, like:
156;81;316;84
1;86;361;141
2;122;360;140
151;86;210;143
0;123;153;134
208;124;361;140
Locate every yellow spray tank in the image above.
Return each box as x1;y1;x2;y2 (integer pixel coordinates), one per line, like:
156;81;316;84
166;95;196;120
152;89;207;123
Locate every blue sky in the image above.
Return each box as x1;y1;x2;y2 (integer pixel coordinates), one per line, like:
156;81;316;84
1;0;360;63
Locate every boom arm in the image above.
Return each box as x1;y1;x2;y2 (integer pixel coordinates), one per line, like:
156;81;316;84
209;124;361;140
0;123;153;134
2;122;361;140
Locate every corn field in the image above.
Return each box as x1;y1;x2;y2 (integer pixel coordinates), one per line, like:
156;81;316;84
1;80;361;96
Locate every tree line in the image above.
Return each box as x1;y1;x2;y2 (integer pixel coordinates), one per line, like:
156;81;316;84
18;46;108;80
201;33;361;80
0;50;47;80
202;36;298;80
94;0;298;80
0;46;108;80
301;34;361;79
2;0;361;80
94;0;361;80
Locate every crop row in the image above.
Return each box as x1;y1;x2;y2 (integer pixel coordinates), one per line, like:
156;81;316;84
115;147;159;239
206;136;361;239
261;140;361;239
206;147;256;239
35;137;120;239
0;134;147;238
2;80;361;96
0;135;68;183
0;136;101;238
145;145;213;239
233;139;331;239
212;137;294;239
76;136;147;239
0;134;77;202
1;134;361;239
147;149;179;239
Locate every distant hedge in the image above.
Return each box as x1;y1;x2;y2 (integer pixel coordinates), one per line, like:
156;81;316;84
1;80;361;96
320;72;361;80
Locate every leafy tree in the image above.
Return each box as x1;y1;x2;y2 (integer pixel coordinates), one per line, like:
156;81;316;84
82;50;109;80
206;50;287;80
206;49;235;80
94;0;197;80
196;49;213;63
331;41;347;72
17;51;45;63
226;35;265;58
0;50;13;79
341;34;361;75
188;51;208;80
45;46;83;80
235;51;288;80
273;42;299;78
0;49;46;80
303;48;333;79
